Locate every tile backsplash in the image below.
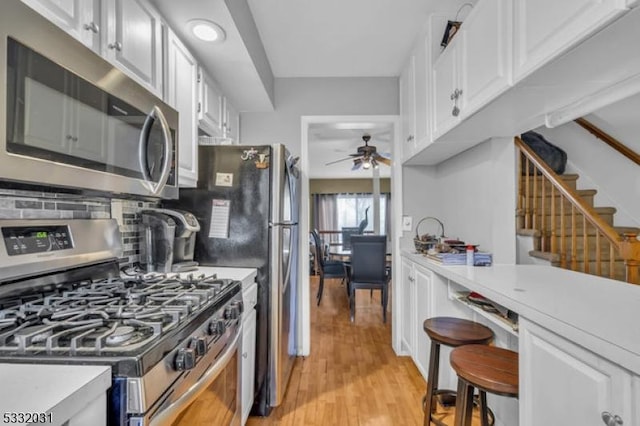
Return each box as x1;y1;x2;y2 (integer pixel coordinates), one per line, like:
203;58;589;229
0;188;157;266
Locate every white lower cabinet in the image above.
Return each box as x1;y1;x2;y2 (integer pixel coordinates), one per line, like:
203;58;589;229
520;318;637;426
400;257;416;355
411;264;433;379
241;282;258;425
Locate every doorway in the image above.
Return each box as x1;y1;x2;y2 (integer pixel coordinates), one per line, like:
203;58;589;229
298;115;402;355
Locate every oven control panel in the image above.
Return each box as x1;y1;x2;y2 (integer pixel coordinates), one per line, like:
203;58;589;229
2;225;73;256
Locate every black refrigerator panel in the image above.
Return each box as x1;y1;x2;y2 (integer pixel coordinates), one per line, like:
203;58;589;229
165;144;273;415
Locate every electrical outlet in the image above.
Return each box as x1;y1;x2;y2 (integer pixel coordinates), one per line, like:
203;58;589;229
402;215;412;232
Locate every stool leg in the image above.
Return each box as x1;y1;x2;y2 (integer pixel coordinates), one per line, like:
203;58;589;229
454;378;475;426
479;390;489;426
423;342;440;426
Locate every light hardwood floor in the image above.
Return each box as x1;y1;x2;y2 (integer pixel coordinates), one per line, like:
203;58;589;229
246;276;426;426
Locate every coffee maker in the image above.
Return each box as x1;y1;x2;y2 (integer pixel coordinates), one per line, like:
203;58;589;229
140;208;200;273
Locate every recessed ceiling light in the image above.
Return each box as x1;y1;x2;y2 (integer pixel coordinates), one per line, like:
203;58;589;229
188;19;226;43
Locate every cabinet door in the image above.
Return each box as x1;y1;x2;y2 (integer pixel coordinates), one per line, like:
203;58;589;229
411;265;433;380
198;71;224;137
223;98;239;143
400;55;416;163
241;308;257;426
105;0;163;97
460;0;512;116
513;0;627;81
400;258;415;355
166;30;198;187
520;318;634;426
22;0;100;51
414;38;429;150
432;40;461;140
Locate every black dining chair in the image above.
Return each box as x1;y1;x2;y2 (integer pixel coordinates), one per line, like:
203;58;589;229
310;229;347;306
346;235;391;323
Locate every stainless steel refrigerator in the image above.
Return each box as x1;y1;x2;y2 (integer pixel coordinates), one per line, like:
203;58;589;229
167;144;299;415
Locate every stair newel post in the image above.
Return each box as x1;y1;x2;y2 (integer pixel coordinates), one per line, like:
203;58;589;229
620;232;640;285
550;186;557;254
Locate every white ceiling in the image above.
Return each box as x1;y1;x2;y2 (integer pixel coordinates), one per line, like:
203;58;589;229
246;0;440;77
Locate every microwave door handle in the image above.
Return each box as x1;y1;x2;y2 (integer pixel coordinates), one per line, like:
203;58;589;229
153;105;173;196
138;106;173;195
138;109;155;192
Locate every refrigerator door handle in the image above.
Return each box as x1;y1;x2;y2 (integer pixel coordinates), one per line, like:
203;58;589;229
269;221;297;228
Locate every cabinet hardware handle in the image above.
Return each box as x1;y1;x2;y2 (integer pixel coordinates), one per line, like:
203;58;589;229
601;411;623;425
197;102;201;113
83;22;99;33
452;105;460;117
406;135;414;142
242;352;248;358
450;88;463;101
108;41;123;51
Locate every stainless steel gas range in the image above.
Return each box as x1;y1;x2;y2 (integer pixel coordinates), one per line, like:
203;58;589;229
0;219;243;425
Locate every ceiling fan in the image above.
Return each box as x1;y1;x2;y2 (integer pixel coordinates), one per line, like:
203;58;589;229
325;134;391;170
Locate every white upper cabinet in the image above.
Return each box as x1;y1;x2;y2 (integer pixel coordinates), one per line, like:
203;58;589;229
223;98;240;143
166;29;198;188
22;0;101;51
104;0;163;97
399;55;416;162
513;0;627;81
198;70;224;138
460;0;512;115
432;38;461;140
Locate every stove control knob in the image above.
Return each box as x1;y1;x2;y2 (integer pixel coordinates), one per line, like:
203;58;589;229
174;348;196;371
192;337;207;356
208;319;226;335
232;300;244;314
224;305;239;320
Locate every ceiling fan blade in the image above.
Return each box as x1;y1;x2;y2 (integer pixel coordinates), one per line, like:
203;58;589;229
325;156;355;165
373;153;391;166
352;158;363;170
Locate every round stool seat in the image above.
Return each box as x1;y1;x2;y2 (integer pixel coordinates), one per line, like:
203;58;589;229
423;317;494;347
450;345;519;397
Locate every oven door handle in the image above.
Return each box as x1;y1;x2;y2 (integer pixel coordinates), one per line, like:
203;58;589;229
149;327;241;426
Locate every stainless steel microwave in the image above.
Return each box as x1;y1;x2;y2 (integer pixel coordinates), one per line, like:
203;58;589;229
0;1;178;199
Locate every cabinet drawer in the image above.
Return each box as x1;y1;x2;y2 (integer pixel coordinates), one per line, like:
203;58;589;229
243;282;258;310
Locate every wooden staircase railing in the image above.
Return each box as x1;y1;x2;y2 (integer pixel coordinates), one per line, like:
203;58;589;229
574;118;640;166
515;136;640;284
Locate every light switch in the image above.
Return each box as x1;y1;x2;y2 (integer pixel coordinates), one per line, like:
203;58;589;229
402;215;412;232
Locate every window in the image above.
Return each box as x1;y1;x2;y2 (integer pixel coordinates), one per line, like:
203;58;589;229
335;193;386;233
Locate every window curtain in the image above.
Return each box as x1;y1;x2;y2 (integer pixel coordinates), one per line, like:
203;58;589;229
312;194;338;233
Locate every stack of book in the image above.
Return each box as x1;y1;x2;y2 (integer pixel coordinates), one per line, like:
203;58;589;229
426;252;492;266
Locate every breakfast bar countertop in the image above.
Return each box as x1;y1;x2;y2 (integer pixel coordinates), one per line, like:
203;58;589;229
0;364;111;426
401;249;640;373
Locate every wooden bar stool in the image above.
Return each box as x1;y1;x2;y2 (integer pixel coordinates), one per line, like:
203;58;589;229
450;345;519;426
423;317;494;426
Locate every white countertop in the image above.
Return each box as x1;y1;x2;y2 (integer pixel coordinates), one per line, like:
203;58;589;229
402;250;640;373
0;364;111;426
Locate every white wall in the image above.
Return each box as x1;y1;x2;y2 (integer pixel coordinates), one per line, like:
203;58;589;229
535;123;640;228
403;137;517;264
240;77;400;155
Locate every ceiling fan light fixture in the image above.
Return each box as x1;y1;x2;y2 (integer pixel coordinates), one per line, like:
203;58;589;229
371;158;379;169
362;158;371;169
